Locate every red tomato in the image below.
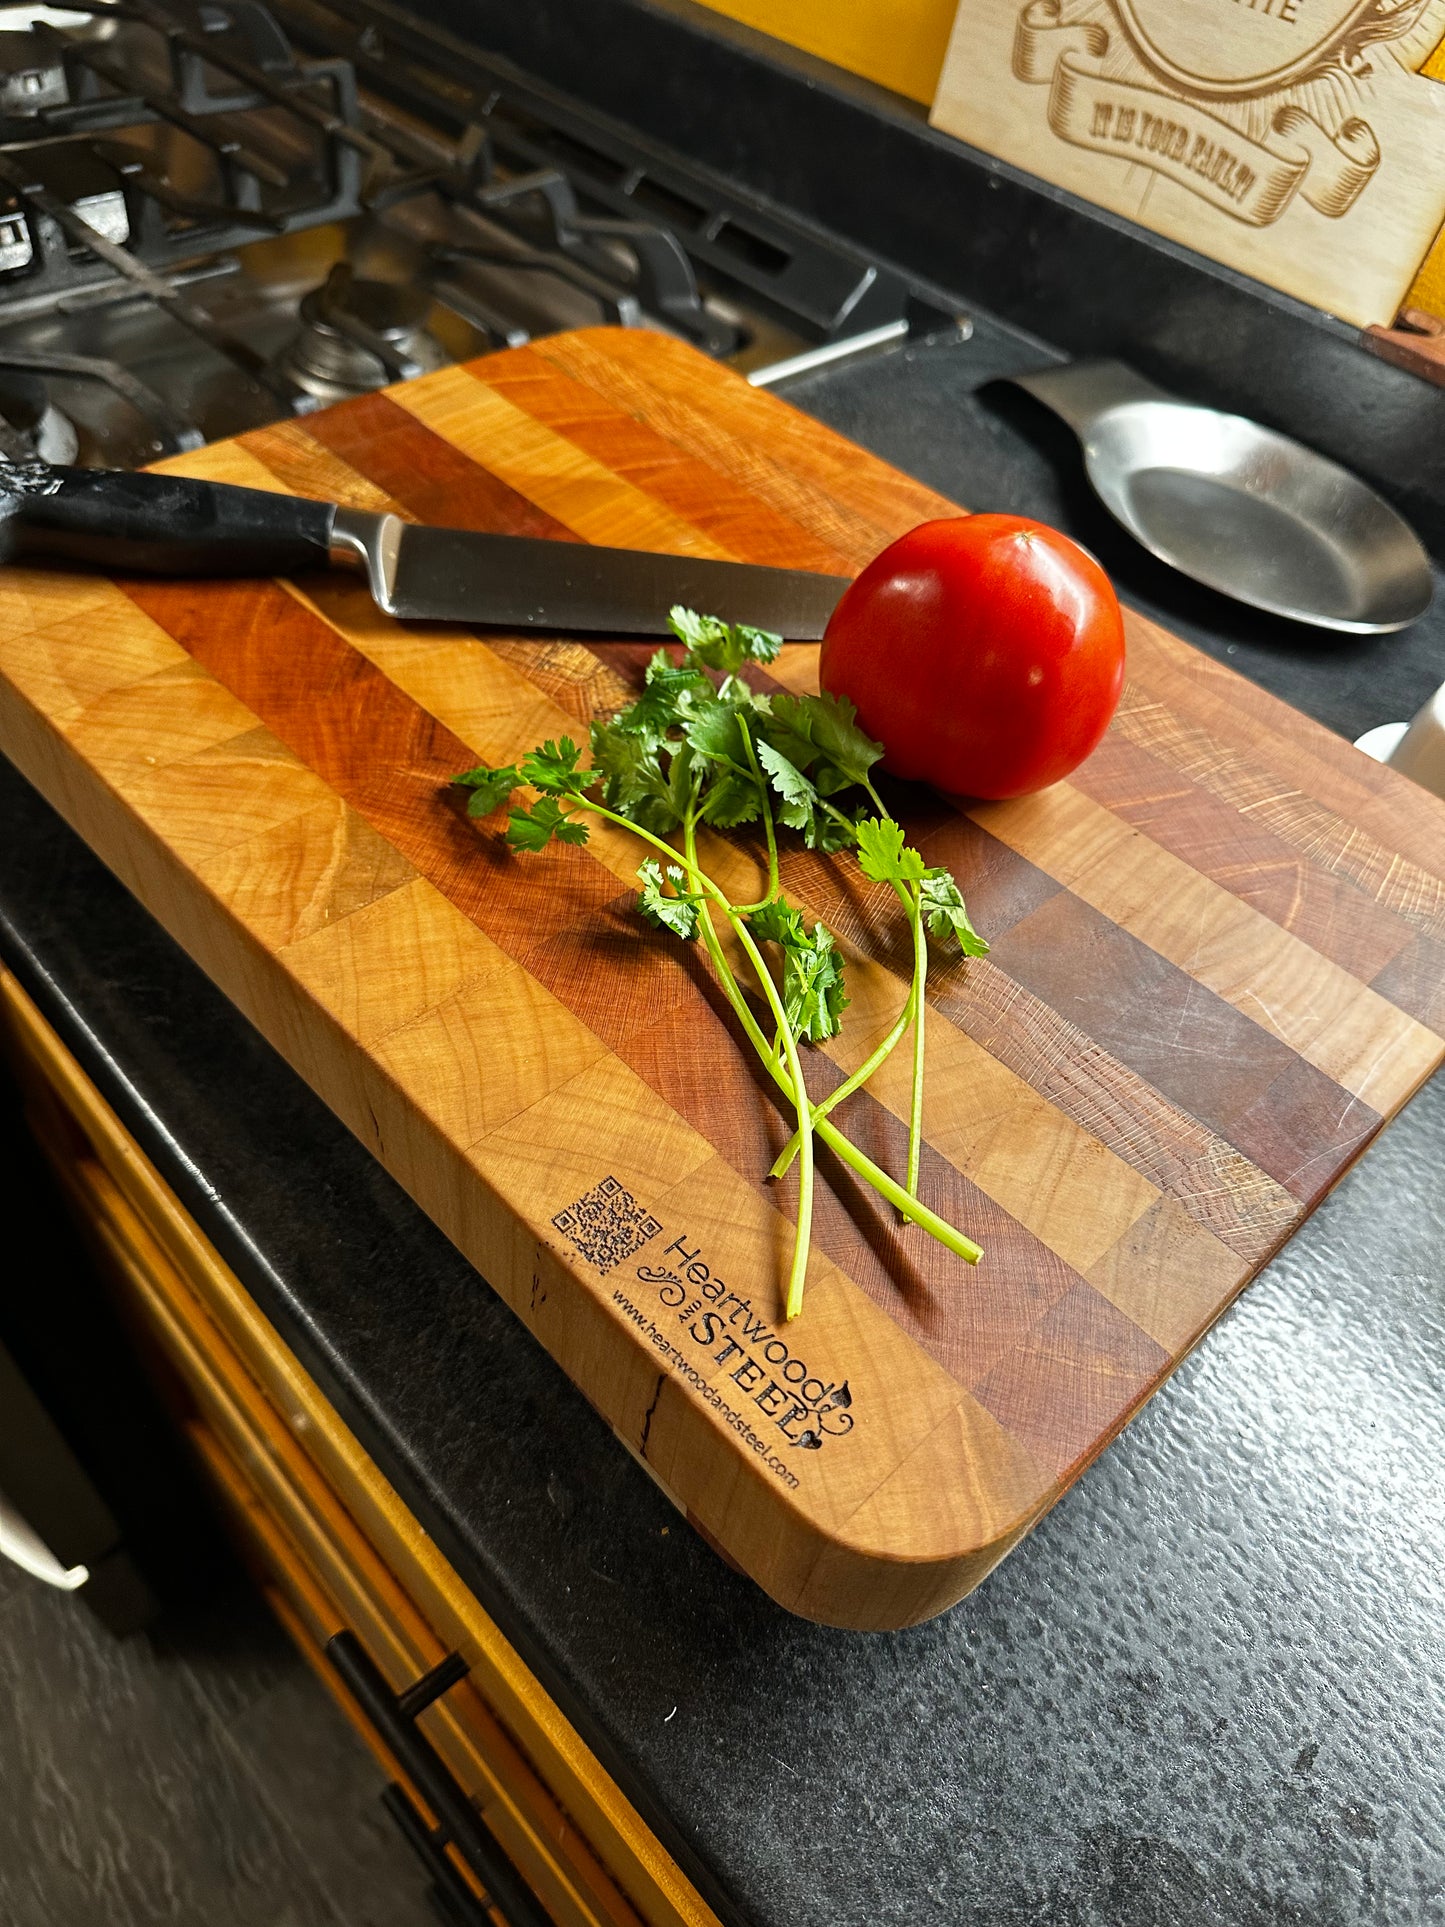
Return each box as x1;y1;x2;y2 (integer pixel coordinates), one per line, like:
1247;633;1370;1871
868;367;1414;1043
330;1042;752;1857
819;514;1125;800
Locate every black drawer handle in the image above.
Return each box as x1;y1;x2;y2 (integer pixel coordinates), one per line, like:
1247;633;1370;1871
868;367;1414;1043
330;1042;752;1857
325;1630;554;1927
383;1780;494;1927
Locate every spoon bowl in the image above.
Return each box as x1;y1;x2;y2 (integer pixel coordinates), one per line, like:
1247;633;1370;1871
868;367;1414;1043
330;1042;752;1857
1009;362;1433;634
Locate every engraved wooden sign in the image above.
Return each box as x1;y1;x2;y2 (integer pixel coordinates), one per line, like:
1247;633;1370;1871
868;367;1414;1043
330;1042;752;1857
1;331;1444;1630
932;0;1445;325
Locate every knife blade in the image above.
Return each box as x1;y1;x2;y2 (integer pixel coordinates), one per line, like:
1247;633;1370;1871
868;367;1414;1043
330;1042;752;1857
0;463;852;639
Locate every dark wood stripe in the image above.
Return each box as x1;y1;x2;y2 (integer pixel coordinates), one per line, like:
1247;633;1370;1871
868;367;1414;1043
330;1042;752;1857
117;571;1111;1392
988;890;1381;1202
1074;726;1419;991
928;960;1298;1262
1124;618;1445;896
473;347;854;574
1370;933;1445;1039
970;1282;1168;1477
299;389;581;546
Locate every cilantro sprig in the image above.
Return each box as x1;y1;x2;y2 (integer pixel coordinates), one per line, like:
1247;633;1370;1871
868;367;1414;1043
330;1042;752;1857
452;607;986;1319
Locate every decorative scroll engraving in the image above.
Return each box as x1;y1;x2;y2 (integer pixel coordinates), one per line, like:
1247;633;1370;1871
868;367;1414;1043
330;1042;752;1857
932;0;1445;323
1008;0;1440;224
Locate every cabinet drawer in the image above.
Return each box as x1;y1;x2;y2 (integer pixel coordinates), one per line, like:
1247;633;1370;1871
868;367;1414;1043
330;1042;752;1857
0;970;717;1927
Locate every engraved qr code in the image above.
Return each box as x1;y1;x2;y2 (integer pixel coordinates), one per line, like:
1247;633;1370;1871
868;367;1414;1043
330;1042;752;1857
552;1176;663;1275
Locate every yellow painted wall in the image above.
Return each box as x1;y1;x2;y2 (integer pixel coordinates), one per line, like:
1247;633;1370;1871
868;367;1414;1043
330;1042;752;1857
1401;36;1445;320
689;0;960;106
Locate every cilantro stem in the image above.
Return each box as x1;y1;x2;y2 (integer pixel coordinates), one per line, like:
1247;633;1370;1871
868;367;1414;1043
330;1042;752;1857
905;879;926;1201
741;926;814;1322
732;723;780;915
667;807;980;1270
861;773;930;1206
684;812;813;1320
585;782;986;1264
770;974;916;1180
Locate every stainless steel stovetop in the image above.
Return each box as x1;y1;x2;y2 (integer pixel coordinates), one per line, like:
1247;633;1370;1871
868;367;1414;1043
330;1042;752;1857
0;0;965;468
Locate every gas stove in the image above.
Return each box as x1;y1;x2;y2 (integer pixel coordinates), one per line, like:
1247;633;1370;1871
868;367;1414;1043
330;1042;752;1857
0;0;965;468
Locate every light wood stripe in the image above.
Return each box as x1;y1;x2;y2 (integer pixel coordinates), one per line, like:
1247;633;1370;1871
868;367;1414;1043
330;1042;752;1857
533;329;932;568
479;343;852;574
1123;620;1445;895
391;363;735;558
1114;684;1445;942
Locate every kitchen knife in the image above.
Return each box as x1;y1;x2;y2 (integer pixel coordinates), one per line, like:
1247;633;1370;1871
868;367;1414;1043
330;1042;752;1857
0;462;852;638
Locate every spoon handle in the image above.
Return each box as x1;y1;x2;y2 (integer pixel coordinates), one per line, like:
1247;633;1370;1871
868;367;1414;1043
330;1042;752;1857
1007;359;1173;437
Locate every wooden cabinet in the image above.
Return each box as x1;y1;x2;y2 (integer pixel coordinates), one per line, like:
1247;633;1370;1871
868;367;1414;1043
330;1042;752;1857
0;969;719;1927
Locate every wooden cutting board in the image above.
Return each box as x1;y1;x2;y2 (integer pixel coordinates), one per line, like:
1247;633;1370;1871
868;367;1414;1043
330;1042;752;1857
3;328;1443;1631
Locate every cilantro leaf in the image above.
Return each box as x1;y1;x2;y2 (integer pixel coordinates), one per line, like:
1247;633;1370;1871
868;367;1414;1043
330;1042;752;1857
682;698;753;774
636;858;703;941
520;737;586;795
732;623;784;666
609;651;715;748
919;867;989;956
757;738;818;817
452;763;520;818
669;606;782;675
789;924;848;1042
747;899;848;1043
667;606;729;656
748;897;808;950
855;817;927;885
698;770;763;828
506;796;589;852
755;740;860;851
768;692;884;790
590;721;668;812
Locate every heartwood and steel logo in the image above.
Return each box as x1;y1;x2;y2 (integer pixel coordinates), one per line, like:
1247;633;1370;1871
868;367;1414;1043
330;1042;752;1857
552;1177;857;1466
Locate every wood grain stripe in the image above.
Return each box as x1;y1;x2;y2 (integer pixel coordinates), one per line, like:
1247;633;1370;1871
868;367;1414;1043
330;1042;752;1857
1114;683;1445;942
1123;620;1445;894
974;783;1442;1109
532;329;938;569
927;959;1296;1263
989;890;1380;1203
301;390;584;547
388;363;734;558
1073;724;1420;988
475;345;853;575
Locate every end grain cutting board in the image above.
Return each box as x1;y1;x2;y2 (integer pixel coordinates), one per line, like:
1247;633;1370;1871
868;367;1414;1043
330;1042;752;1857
2;328;1443;1630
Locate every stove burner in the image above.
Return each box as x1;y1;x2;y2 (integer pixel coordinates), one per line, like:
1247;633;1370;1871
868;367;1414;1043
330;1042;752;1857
0;30;67;118
0;368;77;462
277;264;447;402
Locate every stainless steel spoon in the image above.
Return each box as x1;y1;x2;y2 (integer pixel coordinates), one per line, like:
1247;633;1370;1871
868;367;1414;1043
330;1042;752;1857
1007;360;1433;634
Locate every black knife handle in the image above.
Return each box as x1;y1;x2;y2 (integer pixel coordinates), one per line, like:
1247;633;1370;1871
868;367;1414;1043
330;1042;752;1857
0;463;337;576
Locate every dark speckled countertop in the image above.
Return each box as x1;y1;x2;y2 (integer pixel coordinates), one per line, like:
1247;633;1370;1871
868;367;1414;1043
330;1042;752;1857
4;334;1445;1927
